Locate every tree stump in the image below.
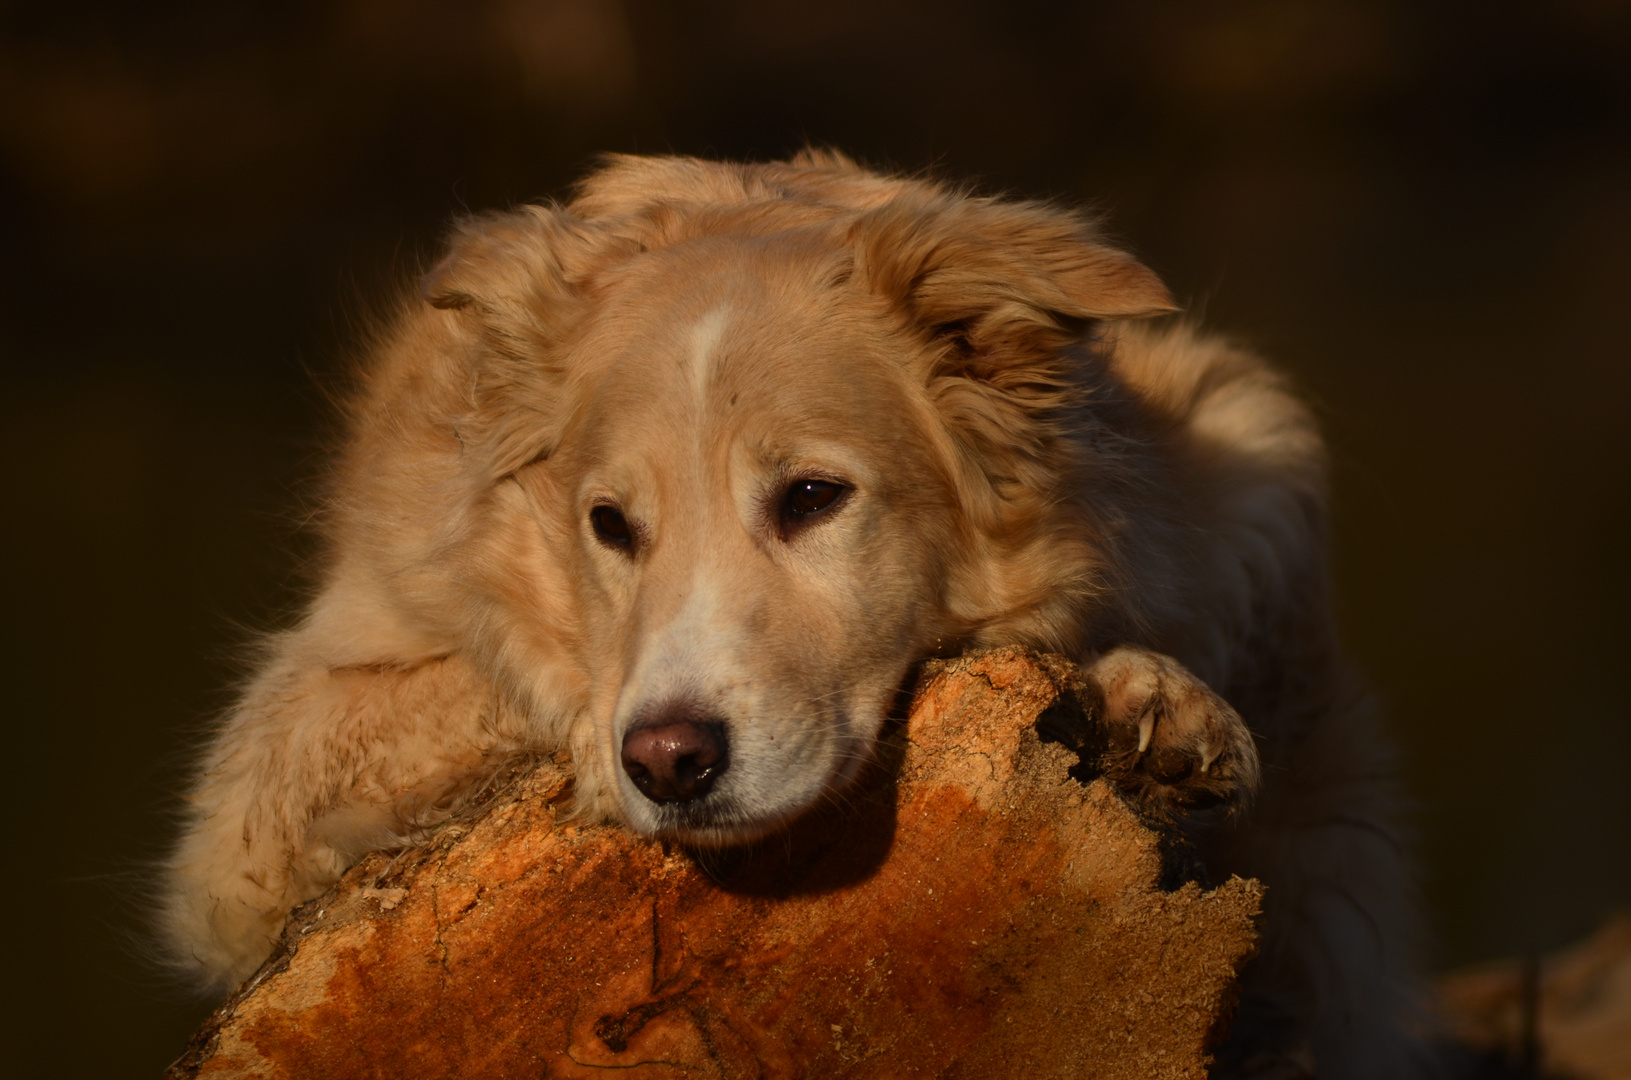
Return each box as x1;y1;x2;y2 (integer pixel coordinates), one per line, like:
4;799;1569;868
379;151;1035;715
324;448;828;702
168;647;1263;1079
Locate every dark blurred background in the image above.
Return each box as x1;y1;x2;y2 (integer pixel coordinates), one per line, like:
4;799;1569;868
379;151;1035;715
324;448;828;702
1;0;1626;1073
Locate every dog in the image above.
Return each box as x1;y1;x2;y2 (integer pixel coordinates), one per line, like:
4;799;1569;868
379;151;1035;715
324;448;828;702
166;151;1429;1078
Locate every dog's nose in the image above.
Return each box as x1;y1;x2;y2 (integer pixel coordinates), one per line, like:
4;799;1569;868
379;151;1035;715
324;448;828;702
620;719;730;803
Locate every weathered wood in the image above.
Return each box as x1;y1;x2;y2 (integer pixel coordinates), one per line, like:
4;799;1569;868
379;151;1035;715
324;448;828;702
169;647;1262;1079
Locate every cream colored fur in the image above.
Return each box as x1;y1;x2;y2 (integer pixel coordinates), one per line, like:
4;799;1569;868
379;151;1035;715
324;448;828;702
166;152;1430;1078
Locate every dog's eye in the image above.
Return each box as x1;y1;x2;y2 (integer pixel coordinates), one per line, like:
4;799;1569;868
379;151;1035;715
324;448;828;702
590;505;634;550
782;479;848;522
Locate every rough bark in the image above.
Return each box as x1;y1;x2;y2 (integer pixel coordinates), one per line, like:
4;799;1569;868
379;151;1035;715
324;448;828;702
169;647;1263;1079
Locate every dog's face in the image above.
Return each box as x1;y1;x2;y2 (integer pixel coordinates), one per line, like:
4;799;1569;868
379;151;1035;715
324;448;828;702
418;162;1176;844
515;237;960;843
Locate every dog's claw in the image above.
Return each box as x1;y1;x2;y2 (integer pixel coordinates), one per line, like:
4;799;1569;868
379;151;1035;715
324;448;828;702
1080;646;1259;820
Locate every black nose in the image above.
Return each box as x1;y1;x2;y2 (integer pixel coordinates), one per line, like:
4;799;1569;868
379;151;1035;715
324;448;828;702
620;718;730;803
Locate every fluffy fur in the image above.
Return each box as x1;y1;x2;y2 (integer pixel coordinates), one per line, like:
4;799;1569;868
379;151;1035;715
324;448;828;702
166;151;1430;1078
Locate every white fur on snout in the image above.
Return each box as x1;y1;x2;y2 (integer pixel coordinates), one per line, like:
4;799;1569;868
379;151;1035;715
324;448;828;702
608;577;867;843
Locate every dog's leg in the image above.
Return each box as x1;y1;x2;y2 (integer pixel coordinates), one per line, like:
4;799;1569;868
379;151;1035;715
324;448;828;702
1208;691;1435;1080
1078;645;1261;820
164;635;526;990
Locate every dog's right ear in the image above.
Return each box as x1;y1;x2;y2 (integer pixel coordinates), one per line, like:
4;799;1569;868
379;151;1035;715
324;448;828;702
417;207;634;474
420;205;616;332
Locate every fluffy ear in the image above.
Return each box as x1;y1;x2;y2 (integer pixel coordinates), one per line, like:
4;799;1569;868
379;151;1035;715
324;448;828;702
421;204;616;333
852;193;1177;367
846;193;1176;644
850;193;1175;498
418;206;631;474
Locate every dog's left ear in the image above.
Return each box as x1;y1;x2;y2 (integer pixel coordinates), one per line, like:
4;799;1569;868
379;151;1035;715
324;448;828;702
852;191;1176;538
852;193;1175;639
852;193;1176;369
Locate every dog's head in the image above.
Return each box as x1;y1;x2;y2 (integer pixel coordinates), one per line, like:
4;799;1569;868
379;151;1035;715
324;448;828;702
377;154;1175;842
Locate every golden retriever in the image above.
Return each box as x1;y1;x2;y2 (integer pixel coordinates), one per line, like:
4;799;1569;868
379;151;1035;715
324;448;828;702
166;152;1427;1078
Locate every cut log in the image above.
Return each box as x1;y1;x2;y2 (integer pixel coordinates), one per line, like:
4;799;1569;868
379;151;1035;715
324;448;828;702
168;647;1262;1079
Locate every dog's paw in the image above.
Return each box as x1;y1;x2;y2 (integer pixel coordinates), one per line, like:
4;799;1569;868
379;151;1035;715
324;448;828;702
1077;647;1260;820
